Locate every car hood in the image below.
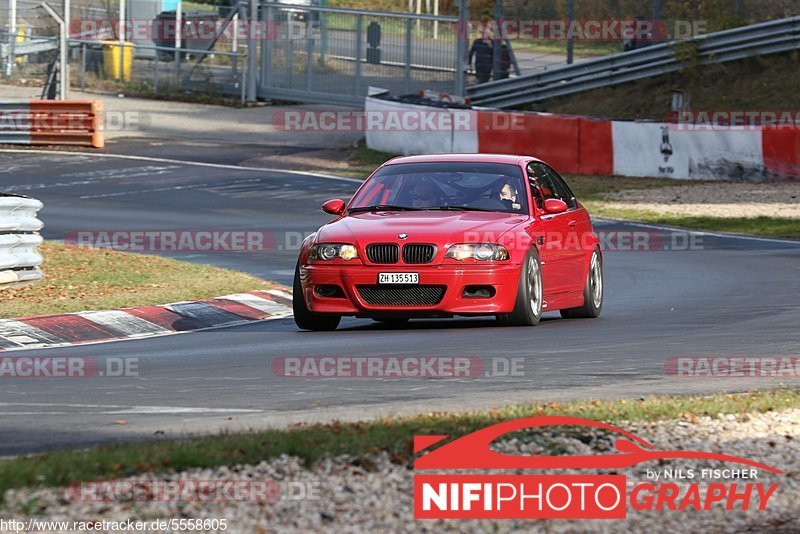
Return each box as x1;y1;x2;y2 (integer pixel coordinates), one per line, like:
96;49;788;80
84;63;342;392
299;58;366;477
316;211;528;248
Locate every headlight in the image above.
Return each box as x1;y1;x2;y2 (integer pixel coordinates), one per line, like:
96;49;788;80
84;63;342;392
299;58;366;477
446;244;509;261
309;243;358;261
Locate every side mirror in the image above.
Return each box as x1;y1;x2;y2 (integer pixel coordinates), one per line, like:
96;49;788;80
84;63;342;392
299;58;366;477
322;199;346;216
543;198;568;215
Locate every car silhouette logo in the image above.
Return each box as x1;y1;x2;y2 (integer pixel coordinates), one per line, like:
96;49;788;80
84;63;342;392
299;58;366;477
414;416;783;472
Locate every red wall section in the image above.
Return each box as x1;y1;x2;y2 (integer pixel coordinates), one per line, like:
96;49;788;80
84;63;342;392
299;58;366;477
478;112;581;173
477;111;612;175
577;118;614;176
762;129;800;179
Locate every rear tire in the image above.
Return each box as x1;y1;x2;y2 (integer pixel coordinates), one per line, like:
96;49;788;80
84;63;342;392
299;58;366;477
293;263;341;331
497;248;543;326
560;248;603;319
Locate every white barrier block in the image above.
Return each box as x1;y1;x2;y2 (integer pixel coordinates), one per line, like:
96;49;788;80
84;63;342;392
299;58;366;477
612;121;764;180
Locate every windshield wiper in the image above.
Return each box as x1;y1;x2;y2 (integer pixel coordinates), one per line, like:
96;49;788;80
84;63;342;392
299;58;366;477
348;205;422;214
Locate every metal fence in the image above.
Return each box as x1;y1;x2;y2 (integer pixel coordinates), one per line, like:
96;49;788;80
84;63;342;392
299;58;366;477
1;0;462;105
259;3;461;105
468;15;800;109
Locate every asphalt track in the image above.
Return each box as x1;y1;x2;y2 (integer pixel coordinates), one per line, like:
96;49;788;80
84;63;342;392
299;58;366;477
1;148;799;456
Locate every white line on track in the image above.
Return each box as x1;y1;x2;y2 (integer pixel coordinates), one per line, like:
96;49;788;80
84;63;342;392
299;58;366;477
0;402;262;414
0;148;364;184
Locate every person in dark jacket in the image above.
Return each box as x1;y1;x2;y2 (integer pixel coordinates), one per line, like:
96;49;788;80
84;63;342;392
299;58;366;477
470;37;493;83
495;40;511;80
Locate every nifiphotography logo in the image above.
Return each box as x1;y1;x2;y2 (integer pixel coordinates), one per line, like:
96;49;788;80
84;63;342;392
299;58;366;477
413;416;782;519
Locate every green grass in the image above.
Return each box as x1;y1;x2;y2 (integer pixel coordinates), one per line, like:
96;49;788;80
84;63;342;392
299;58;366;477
1;387;798;500
530;52;800;120
0;242;272;319
564;174;688;201
586;205;800;239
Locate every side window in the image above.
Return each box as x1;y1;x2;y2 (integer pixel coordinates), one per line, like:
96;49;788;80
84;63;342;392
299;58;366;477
530;163;577;210
527;162;560;208
544;165;578;209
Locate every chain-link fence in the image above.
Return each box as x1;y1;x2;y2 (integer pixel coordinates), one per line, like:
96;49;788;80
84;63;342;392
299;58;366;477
260;4;460;105
1;0;797;103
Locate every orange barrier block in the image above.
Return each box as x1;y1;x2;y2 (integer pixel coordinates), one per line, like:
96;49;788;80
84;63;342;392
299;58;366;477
1;100;104;148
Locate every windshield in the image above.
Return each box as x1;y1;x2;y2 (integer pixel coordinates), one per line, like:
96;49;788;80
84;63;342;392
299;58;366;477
349;162;529;215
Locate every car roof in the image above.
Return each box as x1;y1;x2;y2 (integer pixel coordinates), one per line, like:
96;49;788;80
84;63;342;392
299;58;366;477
383;154;542;166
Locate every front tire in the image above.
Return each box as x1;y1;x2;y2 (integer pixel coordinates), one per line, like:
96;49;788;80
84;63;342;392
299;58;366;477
560;248;603;319
293;263;341;331
497;248;543;326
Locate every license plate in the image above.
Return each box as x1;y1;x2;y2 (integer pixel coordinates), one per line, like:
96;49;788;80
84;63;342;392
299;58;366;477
379;272;419;285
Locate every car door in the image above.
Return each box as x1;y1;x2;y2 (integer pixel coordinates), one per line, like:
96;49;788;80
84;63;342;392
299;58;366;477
527;162;585;295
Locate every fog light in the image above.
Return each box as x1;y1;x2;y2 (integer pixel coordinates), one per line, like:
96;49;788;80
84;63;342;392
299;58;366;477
314;285;346;298
462;285;496;298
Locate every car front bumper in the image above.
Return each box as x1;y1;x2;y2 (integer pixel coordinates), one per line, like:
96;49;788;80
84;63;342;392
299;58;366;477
299;263;521;316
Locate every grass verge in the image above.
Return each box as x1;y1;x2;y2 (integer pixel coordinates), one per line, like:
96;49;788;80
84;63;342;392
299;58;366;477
529;52;800;120
585;205;800;239
1;387;798;499
0;242;272;319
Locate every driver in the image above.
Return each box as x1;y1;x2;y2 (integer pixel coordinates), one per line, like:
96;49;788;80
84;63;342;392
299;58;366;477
409;180;442;208
499;183;519;210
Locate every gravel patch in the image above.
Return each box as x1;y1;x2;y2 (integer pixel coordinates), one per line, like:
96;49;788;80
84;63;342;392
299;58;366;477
602;182;800;219
2;410;798;533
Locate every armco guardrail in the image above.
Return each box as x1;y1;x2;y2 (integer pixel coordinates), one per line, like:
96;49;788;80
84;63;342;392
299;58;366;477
468;16;800;109
0;193;44;289
0;100;104;148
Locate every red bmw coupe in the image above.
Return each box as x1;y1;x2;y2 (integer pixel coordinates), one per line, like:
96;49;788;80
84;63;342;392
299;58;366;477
293;154;603;331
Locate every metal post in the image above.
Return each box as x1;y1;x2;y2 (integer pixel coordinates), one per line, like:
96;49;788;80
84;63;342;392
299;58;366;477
63;0;69;87
154;51;159;91
454;0;468;95
175;0;182;82
232;12;239;75
404;17;412;93
354;13;362;96
305;15;312;91
246;0;257;101
415;0;421;36
566;0;574;64
433;0;438;40
261;3;271;90
41;2;66;99
118;0;124;82
80;42;85;91
5;0;17;76
319;0;328;64
287;17;293;87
